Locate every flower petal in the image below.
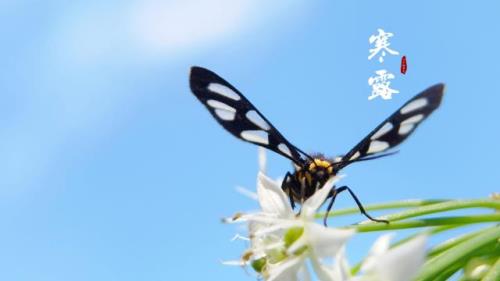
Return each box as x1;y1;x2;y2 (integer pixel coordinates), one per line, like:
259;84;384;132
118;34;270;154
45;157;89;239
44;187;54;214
361;233;395;272
310;254;337;281
301;176;341;219
253;220;302;237
235;186;258;201
257;172;294;218
370;233;394;254
373;235;428;281
221;260;247;266
332;246;352;281
304;222;356;258
267;256;304;281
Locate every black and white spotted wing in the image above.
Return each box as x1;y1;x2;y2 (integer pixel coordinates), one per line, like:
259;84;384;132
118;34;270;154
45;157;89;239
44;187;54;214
338;83;445;169
189;66;306;165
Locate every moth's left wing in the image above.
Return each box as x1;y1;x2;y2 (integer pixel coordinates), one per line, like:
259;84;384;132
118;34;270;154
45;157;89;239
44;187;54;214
337;83;445;169
189;66;307;165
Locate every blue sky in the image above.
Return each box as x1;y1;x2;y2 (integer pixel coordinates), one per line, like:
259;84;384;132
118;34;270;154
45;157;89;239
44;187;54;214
1;1;499;280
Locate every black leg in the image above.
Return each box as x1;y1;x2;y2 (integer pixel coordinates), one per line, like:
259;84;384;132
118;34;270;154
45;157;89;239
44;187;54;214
333;186;389;224
323;189;338;226
281;172;296;210
300;172;308;205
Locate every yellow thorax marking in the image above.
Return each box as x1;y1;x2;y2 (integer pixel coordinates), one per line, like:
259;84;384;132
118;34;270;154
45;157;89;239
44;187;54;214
308;158;333;174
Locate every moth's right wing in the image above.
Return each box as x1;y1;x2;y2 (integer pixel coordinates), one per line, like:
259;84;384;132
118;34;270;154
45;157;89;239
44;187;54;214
337;83;445;169
189;66;307;165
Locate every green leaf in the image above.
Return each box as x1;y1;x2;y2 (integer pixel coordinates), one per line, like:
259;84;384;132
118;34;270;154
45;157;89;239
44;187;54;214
349;214;500;232
482;257;500;281
416;225;500;281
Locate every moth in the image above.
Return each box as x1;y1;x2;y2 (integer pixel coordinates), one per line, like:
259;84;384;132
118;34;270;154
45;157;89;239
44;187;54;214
189;66;444;225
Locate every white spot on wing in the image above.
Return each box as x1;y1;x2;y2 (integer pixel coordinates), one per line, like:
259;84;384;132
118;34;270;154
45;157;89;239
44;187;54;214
278;143;292;158
207;83;241;100
206;99;236;112
371;122;393;140
367;141;389;154
400;98;428;114
349;151;360;161
214;109;236;121
207;99;236;121
241;130;269;145
333;156;343;163
398;124;415;135
246;110;271;130
401;114;424;125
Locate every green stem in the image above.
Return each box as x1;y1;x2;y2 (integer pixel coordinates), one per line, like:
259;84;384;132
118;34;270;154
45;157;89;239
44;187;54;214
431;242;499;280
348;213;500;232
318;199;447;218
416;225;500;281
382;199;500;222
482;257;500;281
428;227;490;258
394;225;459;249
320;199;499;222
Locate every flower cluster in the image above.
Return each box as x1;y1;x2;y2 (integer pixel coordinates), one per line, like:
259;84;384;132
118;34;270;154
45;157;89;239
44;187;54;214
225;149;427;281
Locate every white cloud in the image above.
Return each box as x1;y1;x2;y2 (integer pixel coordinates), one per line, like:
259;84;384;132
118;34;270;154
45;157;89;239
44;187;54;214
1;1;307;192
55;0;307;62
130;0;255;55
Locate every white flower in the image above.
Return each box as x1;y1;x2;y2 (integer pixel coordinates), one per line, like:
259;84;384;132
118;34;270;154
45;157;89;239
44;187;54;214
332;234;428;281
227;148;355;281
225;149;428;281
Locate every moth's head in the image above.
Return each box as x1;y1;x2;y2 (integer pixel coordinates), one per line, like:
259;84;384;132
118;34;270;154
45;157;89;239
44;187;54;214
293;154;340;182
290;156;338;197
